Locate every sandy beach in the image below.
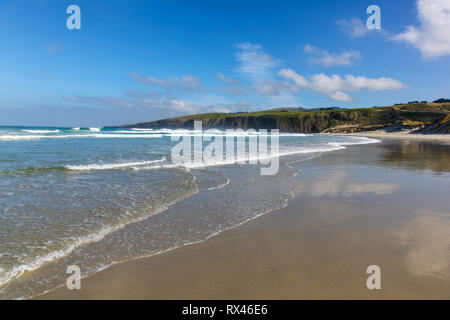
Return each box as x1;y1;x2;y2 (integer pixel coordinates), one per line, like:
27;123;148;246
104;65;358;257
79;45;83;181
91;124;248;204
3;0;450;305
36;137;450;300
336;131;450;144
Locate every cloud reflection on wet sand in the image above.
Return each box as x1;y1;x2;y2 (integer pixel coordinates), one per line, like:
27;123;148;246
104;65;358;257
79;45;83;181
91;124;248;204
396;211;450;278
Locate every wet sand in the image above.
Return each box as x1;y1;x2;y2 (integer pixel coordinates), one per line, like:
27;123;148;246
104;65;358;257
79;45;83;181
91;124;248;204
337;131;450;144
37;139;450;299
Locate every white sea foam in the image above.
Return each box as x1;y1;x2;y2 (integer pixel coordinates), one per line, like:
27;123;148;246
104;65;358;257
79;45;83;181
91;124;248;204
327;137;381;146
112;130;161;134
0;183;198;291
21;129;60;134
135;137;379;171
121;127;315;137
0;134;164;140
164;131;312;137
207;178;230;191
0;135;45;140
65;158;166;171
135;145;346;171
89;127;101;132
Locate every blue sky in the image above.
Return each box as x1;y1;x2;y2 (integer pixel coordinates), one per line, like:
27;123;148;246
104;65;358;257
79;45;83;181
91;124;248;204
0;0;449;126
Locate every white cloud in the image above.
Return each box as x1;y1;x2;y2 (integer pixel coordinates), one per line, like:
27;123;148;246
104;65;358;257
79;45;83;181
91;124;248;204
296;171;399;197
233;43;302;102
167;99;199;113
235;43;280;80
67;37;410;115
253;79;298;96
304;44;361;67
330;91;352;102
207;101;254;113
337;18;369;38
63;93;256;115
392;0;450;58
278;69;407;101
307;73;346;95
277;69;309;87
129;73;203;91
344;75;406;91
63;95;200;114
210;106;231;113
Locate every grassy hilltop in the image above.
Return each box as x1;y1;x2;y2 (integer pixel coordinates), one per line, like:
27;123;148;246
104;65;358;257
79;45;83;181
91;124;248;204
109;100;450;134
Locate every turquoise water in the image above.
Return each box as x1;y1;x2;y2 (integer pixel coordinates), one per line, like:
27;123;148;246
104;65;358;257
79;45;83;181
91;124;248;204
0;126;379;298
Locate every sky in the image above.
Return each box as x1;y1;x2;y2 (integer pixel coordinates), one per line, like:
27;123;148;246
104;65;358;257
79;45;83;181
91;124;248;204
0;0;449;126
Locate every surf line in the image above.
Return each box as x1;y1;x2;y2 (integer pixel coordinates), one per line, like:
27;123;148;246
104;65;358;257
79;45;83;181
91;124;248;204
170;121;280;175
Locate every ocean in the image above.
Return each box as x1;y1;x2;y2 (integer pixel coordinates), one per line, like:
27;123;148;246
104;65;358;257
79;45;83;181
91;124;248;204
0;126;379;299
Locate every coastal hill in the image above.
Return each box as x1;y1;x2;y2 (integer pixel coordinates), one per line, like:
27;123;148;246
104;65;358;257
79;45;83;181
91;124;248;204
107;100;450;134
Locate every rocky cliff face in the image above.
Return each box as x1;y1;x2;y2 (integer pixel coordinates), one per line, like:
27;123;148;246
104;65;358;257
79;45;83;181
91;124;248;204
107;102;450;134
414;114;450;134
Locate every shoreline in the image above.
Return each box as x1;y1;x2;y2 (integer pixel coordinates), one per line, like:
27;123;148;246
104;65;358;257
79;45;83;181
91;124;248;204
1;134;385;299
328;131;450;144
36;139;450;299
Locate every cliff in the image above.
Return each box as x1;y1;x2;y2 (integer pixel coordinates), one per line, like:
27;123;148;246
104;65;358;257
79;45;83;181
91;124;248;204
106;101;450;134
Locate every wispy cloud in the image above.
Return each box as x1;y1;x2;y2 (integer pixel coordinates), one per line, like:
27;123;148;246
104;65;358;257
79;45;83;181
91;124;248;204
392;0;450;58
63;95;200;113
234;42;280;81
230;43;404;102
304;44;361;67
123;90;161;100
62;92;255;115
278;69;407;101
65;36;409;115
336;18;370;38
205;101;254;113
66;67;259;116
253;79;298;96
129;73;203;91
217;72;245;94
233;43;300;102
296;171;399;197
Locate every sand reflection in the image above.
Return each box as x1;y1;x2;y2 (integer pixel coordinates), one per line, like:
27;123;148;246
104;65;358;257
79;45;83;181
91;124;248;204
377;140;450;173
396;211;450;278
295;171;399;197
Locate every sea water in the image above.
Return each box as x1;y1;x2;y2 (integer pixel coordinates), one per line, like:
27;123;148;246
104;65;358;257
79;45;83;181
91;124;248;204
0;126;379;298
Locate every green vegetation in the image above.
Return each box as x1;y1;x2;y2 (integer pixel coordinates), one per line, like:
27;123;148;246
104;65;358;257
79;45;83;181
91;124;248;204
110;101;450;134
